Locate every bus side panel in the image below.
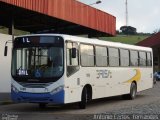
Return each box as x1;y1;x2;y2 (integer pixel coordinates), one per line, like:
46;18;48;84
64;66;153;104
64;71;82;103
136;68;153;92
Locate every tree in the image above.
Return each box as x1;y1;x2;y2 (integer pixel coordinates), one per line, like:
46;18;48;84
120;26;137;35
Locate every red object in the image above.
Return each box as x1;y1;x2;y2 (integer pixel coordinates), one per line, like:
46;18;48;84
137;32;160;47
0;0;116;36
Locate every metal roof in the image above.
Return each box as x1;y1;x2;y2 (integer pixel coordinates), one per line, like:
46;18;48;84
137;32;160;47
0;0;116;37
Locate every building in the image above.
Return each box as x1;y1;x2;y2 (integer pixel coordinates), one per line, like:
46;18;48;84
0;33;12;101
0;0;116;37
137;32;160;71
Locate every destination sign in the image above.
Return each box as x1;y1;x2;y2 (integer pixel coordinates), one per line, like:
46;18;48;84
14;36;64;47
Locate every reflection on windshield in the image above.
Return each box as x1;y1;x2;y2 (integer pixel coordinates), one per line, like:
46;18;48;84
12;47;63;78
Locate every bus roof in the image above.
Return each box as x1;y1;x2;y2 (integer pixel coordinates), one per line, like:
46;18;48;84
16;34;152;52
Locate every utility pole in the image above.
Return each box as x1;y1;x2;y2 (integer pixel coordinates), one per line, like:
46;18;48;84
125;0;128;26
8;12;15;42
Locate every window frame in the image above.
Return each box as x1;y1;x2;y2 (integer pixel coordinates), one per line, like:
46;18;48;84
139;51;147;67
95;45;108;67
80;43;95;67
66;40;80;77
120;48;130;67
66;41;79;67
130;50;139;67
108;47;120;67
146;52;152;67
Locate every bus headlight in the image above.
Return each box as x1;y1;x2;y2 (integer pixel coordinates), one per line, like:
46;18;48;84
50;86;64;95
11;85;19;93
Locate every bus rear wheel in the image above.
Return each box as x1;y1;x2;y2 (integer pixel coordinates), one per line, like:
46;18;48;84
79;87;87;109
123;82;137;100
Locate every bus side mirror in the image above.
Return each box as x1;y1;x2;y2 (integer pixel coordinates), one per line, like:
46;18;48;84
4;46;8;56
72;48;77;58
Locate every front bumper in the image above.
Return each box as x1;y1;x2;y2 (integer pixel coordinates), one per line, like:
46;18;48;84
11;90;65;104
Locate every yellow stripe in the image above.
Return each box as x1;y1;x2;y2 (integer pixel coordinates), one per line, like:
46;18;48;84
125;69;141;83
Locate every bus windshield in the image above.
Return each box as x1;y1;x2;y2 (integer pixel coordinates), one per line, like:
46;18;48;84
11;36;64;82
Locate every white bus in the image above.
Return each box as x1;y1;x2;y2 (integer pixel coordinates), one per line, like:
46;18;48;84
5;34;153;109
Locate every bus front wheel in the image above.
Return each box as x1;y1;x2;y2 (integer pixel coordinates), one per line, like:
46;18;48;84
123;82;137;100
79;87;87;109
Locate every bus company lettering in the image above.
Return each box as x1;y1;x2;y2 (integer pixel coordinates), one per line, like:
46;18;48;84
96;70;112;79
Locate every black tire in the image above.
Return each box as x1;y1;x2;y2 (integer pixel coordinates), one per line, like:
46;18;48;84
79;88;87;109
122;82;137;100
39;103;47;109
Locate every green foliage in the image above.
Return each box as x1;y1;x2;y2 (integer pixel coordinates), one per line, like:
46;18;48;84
0;26;29;35
120;26;137;35
0;27;8;34
100;35;149;45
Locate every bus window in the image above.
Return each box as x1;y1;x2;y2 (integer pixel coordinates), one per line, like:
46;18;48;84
95;46;108;67
139;51;147;66
120;49;129;67
147;52;152;66
81;44;94;67
108;47;119;67
130;50;138;66
66;41;79;77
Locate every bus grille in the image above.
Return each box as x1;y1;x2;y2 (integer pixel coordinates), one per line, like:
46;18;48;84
22;97;50;101
19;82;52;88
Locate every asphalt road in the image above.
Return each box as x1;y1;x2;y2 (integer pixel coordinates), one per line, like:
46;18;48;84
0;82;160;120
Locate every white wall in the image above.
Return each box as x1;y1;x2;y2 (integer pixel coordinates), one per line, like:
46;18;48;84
0;33;12;93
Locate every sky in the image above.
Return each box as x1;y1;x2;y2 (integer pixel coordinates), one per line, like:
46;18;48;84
78;0;160;33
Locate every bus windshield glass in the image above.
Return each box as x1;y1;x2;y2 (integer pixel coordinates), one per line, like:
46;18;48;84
11;36;64;82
